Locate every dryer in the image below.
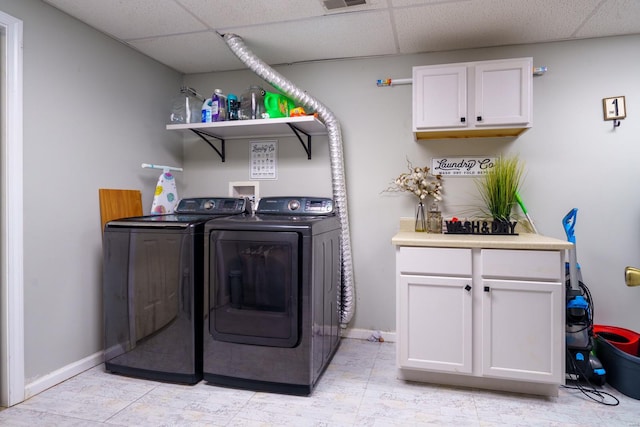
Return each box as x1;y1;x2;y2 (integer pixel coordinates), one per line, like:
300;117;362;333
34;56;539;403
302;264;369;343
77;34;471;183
203;196;341;395
103;197;248;384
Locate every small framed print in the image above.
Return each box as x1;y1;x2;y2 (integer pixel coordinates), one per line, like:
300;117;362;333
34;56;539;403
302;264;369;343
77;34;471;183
603;96;626;121
250;140;278;180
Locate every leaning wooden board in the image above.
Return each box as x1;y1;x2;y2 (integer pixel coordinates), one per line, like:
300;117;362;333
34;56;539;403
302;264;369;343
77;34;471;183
99;188;143;232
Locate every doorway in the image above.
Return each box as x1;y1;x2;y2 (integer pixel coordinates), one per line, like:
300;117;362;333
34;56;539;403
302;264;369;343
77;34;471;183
0;10;23;407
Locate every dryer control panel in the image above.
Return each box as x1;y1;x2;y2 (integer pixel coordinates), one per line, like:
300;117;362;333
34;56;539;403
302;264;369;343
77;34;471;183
257;197;334;216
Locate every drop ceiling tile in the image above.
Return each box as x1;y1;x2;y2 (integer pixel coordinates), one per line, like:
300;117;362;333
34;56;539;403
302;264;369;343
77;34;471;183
176;0;387;29
224;11;397;65
317;0;389;14
394;0;603;53
176;0;323;28
176;0;387;28
390;0;468;6
43;0;207;40
127;32;244;74
574;0;640;38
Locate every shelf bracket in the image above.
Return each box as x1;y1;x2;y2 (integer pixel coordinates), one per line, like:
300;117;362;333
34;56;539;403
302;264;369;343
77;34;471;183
190;129;226;162
287;123;312;160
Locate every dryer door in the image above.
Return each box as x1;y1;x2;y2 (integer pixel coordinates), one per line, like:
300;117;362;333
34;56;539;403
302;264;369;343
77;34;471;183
208;230;299;347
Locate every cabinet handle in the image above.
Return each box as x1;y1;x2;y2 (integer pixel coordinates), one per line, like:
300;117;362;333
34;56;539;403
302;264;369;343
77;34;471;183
465;284;471;292
460;117;466;123
477;115;483;122
484;286;490;292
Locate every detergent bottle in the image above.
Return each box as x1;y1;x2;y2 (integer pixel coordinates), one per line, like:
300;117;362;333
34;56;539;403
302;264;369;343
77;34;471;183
227;93;239;120
201;98;212;123
264;92;296;118
211;89;227;122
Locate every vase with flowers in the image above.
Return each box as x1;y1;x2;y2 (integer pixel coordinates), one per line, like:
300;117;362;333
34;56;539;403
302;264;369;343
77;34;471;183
384;159;443;232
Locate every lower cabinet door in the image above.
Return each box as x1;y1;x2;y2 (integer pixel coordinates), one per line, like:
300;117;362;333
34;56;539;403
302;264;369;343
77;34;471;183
481;279;563;383
398;274;473;374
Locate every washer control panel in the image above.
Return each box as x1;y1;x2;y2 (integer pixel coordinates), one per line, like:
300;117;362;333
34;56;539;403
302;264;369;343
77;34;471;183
175;197;248;214
258;197;334;215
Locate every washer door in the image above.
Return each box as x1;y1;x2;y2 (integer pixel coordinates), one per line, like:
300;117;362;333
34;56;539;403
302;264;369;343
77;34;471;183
208;230;299;347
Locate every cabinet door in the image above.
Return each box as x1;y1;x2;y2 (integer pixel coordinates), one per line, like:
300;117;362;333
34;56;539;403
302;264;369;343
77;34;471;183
398;274;472;374
474;58;532;127
481;279;563;383
413;65;467;130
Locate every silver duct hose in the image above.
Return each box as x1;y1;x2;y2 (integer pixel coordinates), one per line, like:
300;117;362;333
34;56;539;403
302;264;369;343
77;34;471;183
223;33;355;325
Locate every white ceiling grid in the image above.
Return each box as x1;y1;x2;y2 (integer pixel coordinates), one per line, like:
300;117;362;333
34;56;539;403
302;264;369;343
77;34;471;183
41;0;640;73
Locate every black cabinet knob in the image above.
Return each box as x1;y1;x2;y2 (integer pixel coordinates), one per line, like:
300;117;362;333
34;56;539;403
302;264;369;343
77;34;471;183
465;284;472;292
484;286;490;292
477;116;483;121
460;117;466;123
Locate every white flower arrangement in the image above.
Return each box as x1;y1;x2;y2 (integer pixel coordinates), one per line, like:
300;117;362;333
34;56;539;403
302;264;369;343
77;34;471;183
384;159;443;201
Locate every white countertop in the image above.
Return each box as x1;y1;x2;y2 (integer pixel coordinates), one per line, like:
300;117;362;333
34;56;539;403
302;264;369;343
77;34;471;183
392;218;573;250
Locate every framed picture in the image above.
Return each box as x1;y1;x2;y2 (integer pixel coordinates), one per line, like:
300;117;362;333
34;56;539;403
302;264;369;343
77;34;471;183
250;140;278;180
603;96;626;121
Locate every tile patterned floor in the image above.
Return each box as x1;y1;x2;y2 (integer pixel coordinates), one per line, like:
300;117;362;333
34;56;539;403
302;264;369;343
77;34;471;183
1;338;639;426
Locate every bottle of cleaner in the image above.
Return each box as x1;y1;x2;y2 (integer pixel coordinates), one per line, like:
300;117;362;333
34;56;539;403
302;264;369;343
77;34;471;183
227;93;239;121
201;98;212;123
211;89;227;122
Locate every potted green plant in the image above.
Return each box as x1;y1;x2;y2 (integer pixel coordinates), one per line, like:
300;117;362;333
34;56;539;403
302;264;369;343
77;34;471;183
475;155;524;223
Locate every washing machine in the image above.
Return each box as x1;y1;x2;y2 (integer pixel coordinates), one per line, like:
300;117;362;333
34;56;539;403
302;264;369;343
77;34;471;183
103;197;249;384
203;196;342;395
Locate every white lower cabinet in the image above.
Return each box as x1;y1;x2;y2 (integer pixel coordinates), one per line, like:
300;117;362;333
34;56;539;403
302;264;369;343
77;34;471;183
396;245;565;396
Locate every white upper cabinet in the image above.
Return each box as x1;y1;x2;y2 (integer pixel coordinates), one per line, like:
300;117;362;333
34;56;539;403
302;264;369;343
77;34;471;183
413;58;533;140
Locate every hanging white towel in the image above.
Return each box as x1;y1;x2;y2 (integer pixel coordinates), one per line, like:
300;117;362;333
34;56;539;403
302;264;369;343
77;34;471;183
150;171;178;214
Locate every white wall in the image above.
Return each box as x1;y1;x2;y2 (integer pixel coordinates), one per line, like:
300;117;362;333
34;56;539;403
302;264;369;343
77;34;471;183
184;34;640;334
0;0;182;384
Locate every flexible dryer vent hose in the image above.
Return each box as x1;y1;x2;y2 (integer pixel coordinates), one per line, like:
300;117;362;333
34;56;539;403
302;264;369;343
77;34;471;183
223;33;355;326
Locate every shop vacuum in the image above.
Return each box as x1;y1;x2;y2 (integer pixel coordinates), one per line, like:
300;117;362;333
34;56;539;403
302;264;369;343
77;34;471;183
563;208;606;385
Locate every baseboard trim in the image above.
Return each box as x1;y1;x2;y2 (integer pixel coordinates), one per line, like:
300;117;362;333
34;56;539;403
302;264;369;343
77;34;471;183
24;351;103;399
341;327;396;343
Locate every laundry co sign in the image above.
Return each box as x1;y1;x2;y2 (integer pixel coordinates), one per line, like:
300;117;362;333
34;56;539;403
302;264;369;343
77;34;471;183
432;157;496;177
